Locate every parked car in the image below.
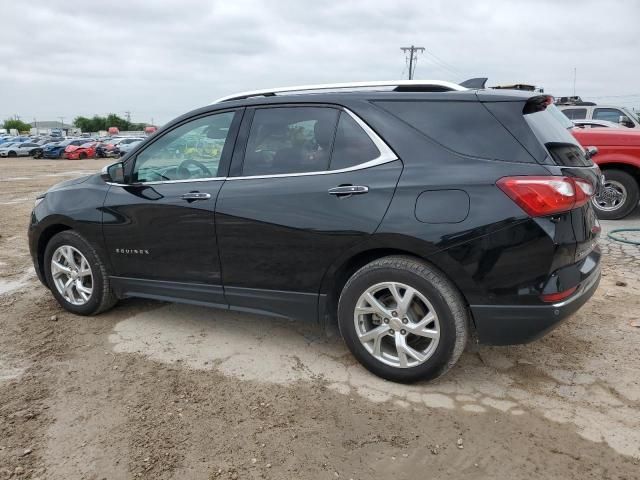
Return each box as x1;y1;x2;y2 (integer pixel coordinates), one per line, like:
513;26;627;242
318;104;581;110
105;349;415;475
42;139;87;159
31;139;62;159
118;139;143;156
573;119;622;129
559;104;640;128
0;141;41;157
96;140;121;158
28;80;601;383
64;142;98;160
570;125;640;219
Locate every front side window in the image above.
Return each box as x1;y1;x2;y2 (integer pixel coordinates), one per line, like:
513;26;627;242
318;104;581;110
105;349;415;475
133;111;234;182
593;108;624;123
242;107;339;176
561;108;587;120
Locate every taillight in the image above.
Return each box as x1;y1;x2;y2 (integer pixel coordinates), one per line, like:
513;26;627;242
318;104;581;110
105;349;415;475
541;286;577;303
497;176;594;217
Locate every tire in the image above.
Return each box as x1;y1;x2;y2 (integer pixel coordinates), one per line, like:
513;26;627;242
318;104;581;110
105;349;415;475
79;152;87;159
43;231;117;316
337;255;468;383
8;151;17;157
592;169;639;220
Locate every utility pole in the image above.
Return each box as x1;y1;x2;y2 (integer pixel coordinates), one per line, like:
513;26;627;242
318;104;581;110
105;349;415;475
125;111;131;123
572;67;577;97
400;45;425;80
58;116;64;128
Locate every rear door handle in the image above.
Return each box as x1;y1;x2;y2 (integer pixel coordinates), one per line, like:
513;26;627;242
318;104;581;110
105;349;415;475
328;185;369;197
181;192;211;201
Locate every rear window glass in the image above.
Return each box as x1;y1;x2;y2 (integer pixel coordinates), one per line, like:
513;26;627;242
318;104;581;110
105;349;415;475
525;105;592;167
374;100;534;162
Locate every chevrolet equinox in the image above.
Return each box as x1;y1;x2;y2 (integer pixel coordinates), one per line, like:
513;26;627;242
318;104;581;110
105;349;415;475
28;80;602;382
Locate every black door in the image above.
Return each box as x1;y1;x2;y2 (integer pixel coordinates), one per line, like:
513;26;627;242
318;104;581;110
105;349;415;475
102;109;241;305
215;105;403;320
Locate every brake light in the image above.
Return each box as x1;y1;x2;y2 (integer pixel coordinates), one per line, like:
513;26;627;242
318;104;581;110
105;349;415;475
541;286;577;303
497;176;594;217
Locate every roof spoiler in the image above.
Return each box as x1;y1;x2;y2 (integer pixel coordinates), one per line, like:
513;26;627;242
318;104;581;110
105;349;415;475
459;77;488;89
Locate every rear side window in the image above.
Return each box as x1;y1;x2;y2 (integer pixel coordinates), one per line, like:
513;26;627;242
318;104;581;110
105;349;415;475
561;108;587;120
374;100;534;162
524;105;592;167
242;107;339;176
330;112;379;170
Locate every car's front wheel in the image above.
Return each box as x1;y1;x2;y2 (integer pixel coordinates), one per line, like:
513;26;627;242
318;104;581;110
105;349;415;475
44;231;117;315
592;169;639;220
338;256;468;383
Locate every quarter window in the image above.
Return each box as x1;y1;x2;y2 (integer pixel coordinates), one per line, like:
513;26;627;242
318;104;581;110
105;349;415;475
133;111;235;182
330;112;380;170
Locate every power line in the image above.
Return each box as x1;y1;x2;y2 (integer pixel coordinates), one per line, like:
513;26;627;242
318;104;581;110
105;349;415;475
423;50;463;77
400;45;425;80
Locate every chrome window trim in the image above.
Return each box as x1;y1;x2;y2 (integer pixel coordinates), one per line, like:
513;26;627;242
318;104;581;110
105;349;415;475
227;108;398;181
106;176;226;187
105;108;399;186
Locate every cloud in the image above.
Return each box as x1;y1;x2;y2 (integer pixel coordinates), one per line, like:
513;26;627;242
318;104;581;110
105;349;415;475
1;0;638;125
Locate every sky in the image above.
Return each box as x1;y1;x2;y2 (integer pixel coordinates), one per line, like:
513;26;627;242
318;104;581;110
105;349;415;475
1;0;639;126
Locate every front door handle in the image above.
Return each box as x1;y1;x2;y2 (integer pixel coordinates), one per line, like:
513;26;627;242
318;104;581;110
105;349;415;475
328;185;369;197
181;192;211;201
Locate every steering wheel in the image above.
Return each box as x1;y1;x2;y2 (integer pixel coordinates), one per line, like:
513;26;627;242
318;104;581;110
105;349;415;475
177;159;212;179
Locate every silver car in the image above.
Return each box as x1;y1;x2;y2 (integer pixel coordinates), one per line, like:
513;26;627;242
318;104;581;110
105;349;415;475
0;142;40;157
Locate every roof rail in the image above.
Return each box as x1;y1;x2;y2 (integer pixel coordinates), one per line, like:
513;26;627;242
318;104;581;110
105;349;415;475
212;80;467;103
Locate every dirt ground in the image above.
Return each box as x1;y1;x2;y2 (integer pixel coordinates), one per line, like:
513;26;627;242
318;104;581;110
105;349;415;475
1;157;639;480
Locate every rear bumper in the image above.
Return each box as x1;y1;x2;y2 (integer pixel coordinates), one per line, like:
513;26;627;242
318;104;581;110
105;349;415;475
470;249;601;345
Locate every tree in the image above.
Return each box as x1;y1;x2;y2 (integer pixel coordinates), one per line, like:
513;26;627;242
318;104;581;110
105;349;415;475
73;114;146;133
3;119;31;132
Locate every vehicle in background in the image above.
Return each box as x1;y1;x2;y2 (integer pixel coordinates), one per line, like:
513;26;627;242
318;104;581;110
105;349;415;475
0;136;30;145
42;139;87;159
32;139;63;159
570;125;640;219
118;139;143;156
96;140;120;158
559;104;640;128
573;119;622;129
64;142;99;160
0;141;41;157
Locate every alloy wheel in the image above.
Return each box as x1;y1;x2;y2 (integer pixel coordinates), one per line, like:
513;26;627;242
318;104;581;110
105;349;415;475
593;179;627;212
353;282;440;368
51;245;94;305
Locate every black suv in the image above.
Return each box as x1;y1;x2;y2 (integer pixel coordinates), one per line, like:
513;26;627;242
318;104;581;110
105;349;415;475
28;81;601;382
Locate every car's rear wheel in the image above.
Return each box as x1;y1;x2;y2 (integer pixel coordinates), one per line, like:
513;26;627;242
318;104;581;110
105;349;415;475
44;231;117;316
337;256;468;383
8;151;17;157
592;169;639;220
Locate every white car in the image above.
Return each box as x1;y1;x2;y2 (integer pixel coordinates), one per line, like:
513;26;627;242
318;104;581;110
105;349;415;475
0;142;40;157
572;119;623;129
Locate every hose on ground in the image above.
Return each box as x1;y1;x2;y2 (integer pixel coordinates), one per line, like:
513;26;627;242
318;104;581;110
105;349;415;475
607;228;640;245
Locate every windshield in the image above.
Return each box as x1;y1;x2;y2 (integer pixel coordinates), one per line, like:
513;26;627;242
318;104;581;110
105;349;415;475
621;107;639;123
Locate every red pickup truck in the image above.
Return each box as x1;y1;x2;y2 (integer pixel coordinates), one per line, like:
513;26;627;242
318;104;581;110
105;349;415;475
571;127;640;219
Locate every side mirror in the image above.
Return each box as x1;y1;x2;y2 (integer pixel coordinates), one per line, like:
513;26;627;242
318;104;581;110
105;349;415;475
619;115;634;128
101;162;125;184
585;146;598;159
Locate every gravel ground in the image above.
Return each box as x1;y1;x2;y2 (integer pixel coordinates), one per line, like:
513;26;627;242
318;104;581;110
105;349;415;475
1;157;639;479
